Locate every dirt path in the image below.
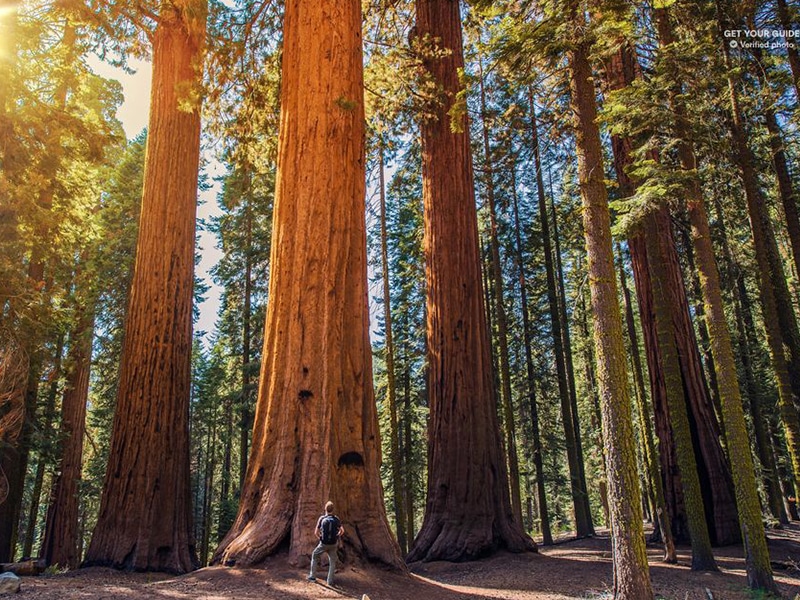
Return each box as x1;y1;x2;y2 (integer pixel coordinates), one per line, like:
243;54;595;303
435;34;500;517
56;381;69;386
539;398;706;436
11;526;800;599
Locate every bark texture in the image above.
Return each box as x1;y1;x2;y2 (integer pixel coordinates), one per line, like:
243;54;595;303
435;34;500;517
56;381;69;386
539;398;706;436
83;2;205;573
42;311;93;568
213;0;403;570
407;0;535;562
619;258;676;563
568;29;653;599
715;0;800;497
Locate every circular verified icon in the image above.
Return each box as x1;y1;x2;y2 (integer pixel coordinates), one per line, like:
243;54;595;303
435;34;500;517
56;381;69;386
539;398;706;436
730;40;738;48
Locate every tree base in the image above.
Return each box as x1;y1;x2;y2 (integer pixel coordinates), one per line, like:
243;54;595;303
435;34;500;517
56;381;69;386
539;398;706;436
407;519;536;563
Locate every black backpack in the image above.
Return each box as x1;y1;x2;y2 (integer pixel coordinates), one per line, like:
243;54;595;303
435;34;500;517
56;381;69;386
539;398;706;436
320;515;340;545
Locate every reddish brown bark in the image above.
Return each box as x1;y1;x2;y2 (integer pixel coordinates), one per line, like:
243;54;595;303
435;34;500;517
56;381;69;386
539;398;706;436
83;2;206;573
628;226;739;546
406;0;535;562
620;257;677;562
212;0;403;570
42;310;93;568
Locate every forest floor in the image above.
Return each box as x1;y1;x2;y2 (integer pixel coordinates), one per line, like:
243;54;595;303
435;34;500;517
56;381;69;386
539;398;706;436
9;525;800;600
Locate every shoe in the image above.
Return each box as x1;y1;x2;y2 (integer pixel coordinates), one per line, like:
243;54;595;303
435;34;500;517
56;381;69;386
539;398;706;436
307;576;316;582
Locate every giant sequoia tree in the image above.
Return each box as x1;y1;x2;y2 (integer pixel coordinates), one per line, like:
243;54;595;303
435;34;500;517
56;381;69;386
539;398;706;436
83;0;206;573
406;0;535;563
212;0;403;569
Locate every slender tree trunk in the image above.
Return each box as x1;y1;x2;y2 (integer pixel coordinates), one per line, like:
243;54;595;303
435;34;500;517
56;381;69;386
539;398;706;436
213;0;403;570
218;395;233;541
741;29;800;400
23;336;64;559
607;27;741;549
713;183;790;525
663;17;777;584
510;159;553;545
478;61;523;528
680;234;724;435
200;417;216;567
379;144;407;554
550;194;592;536
618;256;677;563
240;191;252;494
84;3;206;573
763;107;800;287
42;309;93;568
577;291;608;525
402;366;415;545
407;0;535;562
529;88;593;537
567;20;653;597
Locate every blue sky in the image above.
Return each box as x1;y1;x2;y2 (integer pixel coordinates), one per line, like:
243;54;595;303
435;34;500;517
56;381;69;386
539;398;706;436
88;55;224;345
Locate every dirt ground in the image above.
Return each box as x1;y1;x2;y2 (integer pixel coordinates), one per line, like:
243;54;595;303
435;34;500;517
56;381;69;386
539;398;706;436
9;526;800;600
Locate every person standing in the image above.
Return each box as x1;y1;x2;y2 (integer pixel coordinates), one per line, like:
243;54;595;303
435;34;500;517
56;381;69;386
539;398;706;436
308;501;344;586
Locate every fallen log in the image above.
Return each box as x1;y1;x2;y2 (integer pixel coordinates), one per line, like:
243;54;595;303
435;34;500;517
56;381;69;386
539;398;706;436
0;559;46;576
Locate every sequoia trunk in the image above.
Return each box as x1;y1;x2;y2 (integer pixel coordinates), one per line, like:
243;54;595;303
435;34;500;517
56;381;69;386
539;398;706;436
406;0;535;562
83;2;206;573
42;310;94;568
212;0;403;570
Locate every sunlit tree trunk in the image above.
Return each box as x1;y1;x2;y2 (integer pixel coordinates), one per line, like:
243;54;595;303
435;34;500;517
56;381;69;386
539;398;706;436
713;0;800;495
212;0;403;569
407;0;535;562
84;2;206;573
605;32;738;548
568;17;653;597
657;10;777;586
718;206;788;523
